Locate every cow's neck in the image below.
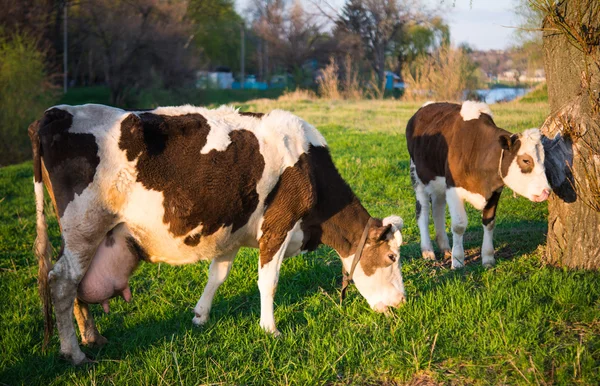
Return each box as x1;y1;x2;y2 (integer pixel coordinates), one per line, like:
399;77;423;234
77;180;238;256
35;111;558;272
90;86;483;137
320;197;371;259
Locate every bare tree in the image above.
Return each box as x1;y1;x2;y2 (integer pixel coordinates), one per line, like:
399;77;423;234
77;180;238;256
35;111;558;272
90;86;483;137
73;0;197;105
249;0;329;84
335;0;413;89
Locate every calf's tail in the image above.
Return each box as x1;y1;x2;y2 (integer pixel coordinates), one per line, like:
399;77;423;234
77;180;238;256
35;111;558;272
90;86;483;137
28;119;54;349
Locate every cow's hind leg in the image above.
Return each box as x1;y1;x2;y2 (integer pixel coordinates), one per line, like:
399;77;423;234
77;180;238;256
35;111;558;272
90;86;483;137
50;210;115;364
74;299;107;347
431;192;450;258
446;188;468;269
192;248;239;326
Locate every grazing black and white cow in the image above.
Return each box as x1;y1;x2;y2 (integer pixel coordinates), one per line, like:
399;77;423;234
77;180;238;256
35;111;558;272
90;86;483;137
29;104;405;364
406;101;551;269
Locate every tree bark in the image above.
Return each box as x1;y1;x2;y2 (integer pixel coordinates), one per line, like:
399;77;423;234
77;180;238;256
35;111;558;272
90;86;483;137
541;0;600;269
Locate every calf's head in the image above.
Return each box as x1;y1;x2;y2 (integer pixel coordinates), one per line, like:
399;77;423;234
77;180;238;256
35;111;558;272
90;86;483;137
347;215;406;312
499;128;551;202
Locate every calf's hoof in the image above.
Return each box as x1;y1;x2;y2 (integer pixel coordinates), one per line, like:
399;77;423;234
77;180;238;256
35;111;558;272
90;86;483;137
482;257;496;268
451;258;465;270
421;250;436;260
192;312;209;326
260;323;281;337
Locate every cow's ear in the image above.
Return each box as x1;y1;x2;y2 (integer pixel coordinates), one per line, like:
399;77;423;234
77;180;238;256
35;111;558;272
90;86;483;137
369;224;392;242
499;134;520;151
499;135;512;150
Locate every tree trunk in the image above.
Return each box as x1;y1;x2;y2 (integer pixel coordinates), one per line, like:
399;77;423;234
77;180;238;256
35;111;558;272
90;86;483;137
541;0;600;269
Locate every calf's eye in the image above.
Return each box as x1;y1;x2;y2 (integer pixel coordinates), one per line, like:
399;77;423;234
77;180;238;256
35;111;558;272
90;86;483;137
387;254;396;262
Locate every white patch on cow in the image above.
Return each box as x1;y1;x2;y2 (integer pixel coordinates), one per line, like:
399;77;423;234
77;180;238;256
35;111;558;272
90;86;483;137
446;188;468;269
460;101;493;121
422;101;436;107
454;187;487;210
424;176;447;197
200;123;232;154
502;128;551;201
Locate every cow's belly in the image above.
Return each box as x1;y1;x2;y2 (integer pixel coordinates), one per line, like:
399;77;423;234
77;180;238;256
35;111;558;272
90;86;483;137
119;183;258;264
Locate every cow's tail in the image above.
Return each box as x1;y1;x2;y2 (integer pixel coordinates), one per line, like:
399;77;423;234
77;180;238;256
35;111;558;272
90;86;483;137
28;119;54;349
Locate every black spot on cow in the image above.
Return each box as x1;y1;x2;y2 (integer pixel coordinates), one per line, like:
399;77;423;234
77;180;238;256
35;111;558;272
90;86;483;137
126;237;150;262
118;112;265;241
184;234;201;247
37;108;100;217
105;229;115;247
239;112;264;119
415;200;422;220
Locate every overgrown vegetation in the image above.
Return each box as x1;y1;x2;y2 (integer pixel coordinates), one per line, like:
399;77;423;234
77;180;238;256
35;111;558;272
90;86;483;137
1;99;597;384
402;45;479;102
0;32;55;166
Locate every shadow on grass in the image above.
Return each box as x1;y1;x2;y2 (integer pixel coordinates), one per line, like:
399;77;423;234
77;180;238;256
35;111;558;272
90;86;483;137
0;219;547;383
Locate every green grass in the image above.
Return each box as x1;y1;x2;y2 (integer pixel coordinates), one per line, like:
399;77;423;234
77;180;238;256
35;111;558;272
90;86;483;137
1;99;599;385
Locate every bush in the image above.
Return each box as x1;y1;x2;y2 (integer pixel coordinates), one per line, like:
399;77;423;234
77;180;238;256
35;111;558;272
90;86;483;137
0;33;55;166
402;45;479;102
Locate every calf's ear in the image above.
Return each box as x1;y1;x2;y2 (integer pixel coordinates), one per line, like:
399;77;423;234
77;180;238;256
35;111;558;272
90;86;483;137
369;224;392;242
499;134;519;151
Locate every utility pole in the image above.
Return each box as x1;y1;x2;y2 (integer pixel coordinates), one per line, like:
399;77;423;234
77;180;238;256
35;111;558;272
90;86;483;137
63;2;68;93
240;24;245;89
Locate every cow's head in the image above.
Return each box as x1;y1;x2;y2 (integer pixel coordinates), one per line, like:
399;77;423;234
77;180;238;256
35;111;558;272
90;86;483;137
499;128;551;202
345;215;406;312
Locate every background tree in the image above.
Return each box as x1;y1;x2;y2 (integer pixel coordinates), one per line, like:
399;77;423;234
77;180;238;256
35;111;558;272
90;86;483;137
533;0;600;268
71;0;198;105
188;0;245;72
335;0;412;89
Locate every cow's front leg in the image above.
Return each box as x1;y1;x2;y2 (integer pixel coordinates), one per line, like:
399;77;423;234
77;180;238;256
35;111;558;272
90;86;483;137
446;188;468;269
49;250;91;365
74;298;107;347
481;190;501;268
257;223;299;336
193;248;239;326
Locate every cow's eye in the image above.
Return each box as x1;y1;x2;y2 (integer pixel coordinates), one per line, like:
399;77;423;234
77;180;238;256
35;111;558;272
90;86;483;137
523;159;531;164
387;254;396;262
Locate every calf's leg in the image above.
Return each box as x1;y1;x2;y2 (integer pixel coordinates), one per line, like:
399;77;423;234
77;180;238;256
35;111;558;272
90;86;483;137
481;190;501;268
415;182;434;260
431;192;450;257
192;248;239;326
446;188;468;269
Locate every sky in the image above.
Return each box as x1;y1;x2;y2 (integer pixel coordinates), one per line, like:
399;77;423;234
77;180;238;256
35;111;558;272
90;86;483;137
236;0;521;51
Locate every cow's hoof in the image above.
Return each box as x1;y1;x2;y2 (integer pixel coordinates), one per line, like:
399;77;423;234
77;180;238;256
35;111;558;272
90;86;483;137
192;312;209;326
82;334;108;347
422;250;436;260
442;249;452;260
451;260;465;270
61;350;93;366
482;258;496;268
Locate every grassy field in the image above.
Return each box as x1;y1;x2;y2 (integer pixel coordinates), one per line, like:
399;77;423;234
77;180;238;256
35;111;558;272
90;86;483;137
1;97;599;385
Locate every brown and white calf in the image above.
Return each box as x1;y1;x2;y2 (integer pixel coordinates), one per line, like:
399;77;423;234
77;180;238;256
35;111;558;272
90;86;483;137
406;101;551;269
29;104;405;364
